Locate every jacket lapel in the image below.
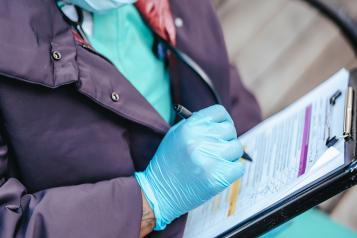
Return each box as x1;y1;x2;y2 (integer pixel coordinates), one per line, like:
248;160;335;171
75;44;170;134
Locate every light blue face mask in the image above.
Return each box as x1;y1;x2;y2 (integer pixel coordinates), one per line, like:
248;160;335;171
65;0;137;12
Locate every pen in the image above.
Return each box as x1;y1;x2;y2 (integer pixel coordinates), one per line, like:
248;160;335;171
174;104;253;162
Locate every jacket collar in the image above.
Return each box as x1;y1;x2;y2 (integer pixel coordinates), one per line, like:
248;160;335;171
0;0;170;134
0;0;78;89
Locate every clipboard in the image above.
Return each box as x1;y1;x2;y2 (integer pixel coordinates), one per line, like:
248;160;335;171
220;68;357;238
182;68;357;238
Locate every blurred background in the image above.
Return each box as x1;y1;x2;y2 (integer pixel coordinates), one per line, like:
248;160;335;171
214;0;357;237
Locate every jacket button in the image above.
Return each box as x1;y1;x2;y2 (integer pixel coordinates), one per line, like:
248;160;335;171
175;17;184;28
52;51;62;60
111;92;120;102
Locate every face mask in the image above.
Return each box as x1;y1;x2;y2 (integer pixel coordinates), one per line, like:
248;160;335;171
66;0;137;12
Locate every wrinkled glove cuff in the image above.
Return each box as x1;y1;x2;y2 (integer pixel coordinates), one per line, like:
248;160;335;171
134;171;168;231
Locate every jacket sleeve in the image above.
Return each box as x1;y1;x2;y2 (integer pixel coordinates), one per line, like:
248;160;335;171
228;64;262;135
0;132;142;238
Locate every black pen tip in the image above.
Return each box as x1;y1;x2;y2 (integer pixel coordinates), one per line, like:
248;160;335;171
242;152;253;162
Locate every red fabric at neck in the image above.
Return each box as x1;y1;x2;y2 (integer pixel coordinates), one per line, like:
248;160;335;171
135;0;176;46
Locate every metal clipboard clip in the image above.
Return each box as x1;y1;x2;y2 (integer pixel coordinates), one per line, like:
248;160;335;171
343;87;354;142
325;86;354;147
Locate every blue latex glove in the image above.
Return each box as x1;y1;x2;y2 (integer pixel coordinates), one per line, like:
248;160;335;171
135;105;245;230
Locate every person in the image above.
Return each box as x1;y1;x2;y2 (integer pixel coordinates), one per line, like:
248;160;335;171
0;0;261;237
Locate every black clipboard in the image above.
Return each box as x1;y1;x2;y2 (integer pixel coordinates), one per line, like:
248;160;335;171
219;69;357;238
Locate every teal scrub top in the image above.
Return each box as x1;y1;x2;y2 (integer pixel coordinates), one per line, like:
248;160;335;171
88;4;174;124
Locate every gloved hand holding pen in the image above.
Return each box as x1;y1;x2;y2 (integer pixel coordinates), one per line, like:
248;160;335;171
135;105;245;230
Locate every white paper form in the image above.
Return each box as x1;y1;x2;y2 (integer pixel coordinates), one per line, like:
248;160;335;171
183;69;350;238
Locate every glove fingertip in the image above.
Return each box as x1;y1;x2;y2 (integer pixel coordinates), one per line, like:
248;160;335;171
235;160;246;177
226;161;245;184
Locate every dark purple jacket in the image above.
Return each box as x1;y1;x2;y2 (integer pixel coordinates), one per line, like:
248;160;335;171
0;0;261;237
